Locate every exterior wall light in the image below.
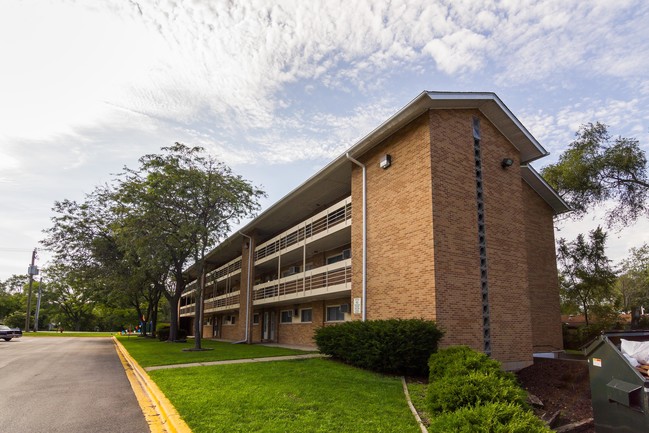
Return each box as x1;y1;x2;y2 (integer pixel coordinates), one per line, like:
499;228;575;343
379;154;392;169
501;158;514;169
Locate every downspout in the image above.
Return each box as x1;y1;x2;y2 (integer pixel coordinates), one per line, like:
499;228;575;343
234;231;253;344
346;153;367;321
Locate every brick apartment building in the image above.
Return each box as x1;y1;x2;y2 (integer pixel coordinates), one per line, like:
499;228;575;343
179;91;569;370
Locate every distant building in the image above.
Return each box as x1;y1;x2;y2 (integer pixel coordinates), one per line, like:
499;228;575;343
179;91;569;370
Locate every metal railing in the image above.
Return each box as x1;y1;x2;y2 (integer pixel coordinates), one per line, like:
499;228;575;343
253;259;351;301
254;197;351;262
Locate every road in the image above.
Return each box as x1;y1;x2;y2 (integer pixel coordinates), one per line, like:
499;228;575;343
0;337;150;433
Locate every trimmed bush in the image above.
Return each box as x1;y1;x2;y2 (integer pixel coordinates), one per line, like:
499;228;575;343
427;402;552;433
314;319;443;376
157;326;188;341
428;346;503;382
427;371;527;414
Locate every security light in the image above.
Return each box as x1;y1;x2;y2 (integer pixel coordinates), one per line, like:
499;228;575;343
501;158;514;169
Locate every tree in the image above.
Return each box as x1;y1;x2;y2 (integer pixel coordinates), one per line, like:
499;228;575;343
112;143;264;347
542;122;648;227
557;227;617;325
616;244;649;327
42;187;167;333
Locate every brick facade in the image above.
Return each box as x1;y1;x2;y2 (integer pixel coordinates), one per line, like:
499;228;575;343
182;93;565;369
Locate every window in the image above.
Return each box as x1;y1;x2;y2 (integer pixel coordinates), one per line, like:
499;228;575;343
326;306;345;322
253;314;260;325
281;265;300;277
300;308;313;323
326;249;351;265
280;310;293;323
224;315;236;325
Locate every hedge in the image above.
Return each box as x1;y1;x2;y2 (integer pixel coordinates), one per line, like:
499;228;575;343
428;345;505;381
314;319;443;376
157;326;188;341
427;371;527;414
427;402;552;433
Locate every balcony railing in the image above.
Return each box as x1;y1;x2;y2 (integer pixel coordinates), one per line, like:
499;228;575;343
254;197;352;263
206;257;242;283
253;258;351;302
204;291;240;313
179;305;196;316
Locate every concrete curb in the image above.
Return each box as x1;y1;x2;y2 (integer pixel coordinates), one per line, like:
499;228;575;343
113;337;192;433
401;377;428;433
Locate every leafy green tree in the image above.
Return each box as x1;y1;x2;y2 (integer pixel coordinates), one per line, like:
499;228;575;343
112;143;264;347
43;187;166;333
542;122;648;227
557;227;617;325
616;244;649;327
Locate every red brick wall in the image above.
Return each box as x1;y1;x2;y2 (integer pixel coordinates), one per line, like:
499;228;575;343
351;114;436;321
429;109;534;368
523;181;563;351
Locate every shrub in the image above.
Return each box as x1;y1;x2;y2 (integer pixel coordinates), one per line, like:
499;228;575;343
426;371;527;414
314;319;443;376
427;402;552;433
157;326;188;341
428;346;503;382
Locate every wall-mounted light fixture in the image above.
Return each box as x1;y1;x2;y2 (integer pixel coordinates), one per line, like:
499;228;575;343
501;158;514;169
379;154;392;169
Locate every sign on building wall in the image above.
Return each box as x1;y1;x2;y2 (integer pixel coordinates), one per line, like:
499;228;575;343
353;297;362;314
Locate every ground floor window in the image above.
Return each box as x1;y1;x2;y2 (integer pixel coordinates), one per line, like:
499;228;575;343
253;313;260;325
326;305;345;322
300;308;313;323
280;310;293;323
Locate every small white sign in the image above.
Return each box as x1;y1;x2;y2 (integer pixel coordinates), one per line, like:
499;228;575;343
592;358;602;367
353;297;362;314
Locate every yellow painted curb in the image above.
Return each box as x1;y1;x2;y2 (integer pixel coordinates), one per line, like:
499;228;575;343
113;336;192;433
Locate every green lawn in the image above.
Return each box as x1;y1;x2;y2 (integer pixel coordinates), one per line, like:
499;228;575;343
24;331;116;337
117;336;315;367
150;358;420;433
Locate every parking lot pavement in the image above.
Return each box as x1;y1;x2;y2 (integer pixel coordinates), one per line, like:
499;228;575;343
0;337;150;433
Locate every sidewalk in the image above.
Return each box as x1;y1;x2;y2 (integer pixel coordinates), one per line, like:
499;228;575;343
145;353;326;371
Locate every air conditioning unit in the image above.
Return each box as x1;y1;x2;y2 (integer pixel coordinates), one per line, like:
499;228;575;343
340;304;350;313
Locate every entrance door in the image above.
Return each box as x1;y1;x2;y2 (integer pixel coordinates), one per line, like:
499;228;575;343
262;311;276;341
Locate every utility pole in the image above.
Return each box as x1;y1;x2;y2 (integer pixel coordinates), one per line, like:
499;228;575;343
34;277;43;332
24;248;37;332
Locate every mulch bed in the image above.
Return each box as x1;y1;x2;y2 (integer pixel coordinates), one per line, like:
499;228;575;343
516;358;594;433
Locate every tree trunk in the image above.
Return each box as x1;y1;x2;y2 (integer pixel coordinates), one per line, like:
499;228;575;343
632;306;642;329
583;301;590;326
193;263;205;350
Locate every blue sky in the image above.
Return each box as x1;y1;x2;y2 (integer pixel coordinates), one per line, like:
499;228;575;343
1;0;648;281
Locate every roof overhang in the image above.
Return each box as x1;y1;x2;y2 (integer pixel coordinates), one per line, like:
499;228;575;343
521;164;571;215
186;91;563;277
346;91;549;164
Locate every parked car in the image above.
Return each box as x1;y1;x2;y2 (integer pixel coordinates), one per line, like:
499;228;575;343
0;324;22;341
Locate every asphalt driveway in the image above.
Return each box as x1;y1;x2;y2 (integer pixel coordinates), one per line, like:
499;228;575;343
0;337;149;433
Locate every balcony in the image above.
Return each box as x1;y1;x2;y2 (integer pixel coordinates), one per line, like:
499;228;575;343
253;258;351;305
204;291;240;314
254;197;351;265
179;304;196;317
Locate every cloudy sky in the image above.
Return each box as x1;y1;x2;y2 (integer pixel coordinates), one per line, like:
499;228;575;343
1;0;648;281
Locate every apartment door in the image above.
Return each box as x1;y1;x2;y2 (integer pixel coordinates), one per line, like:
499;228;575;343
262;311;276;341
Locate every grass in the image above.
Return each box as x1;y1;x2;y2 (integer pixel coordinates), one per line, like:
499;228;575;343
406;381;430;426
150;358;420;433
23;331;116;337
117;336;315;367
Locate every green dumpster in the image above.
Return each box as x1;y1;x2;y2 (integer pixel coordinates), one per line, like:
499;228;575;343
585;331;649;432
